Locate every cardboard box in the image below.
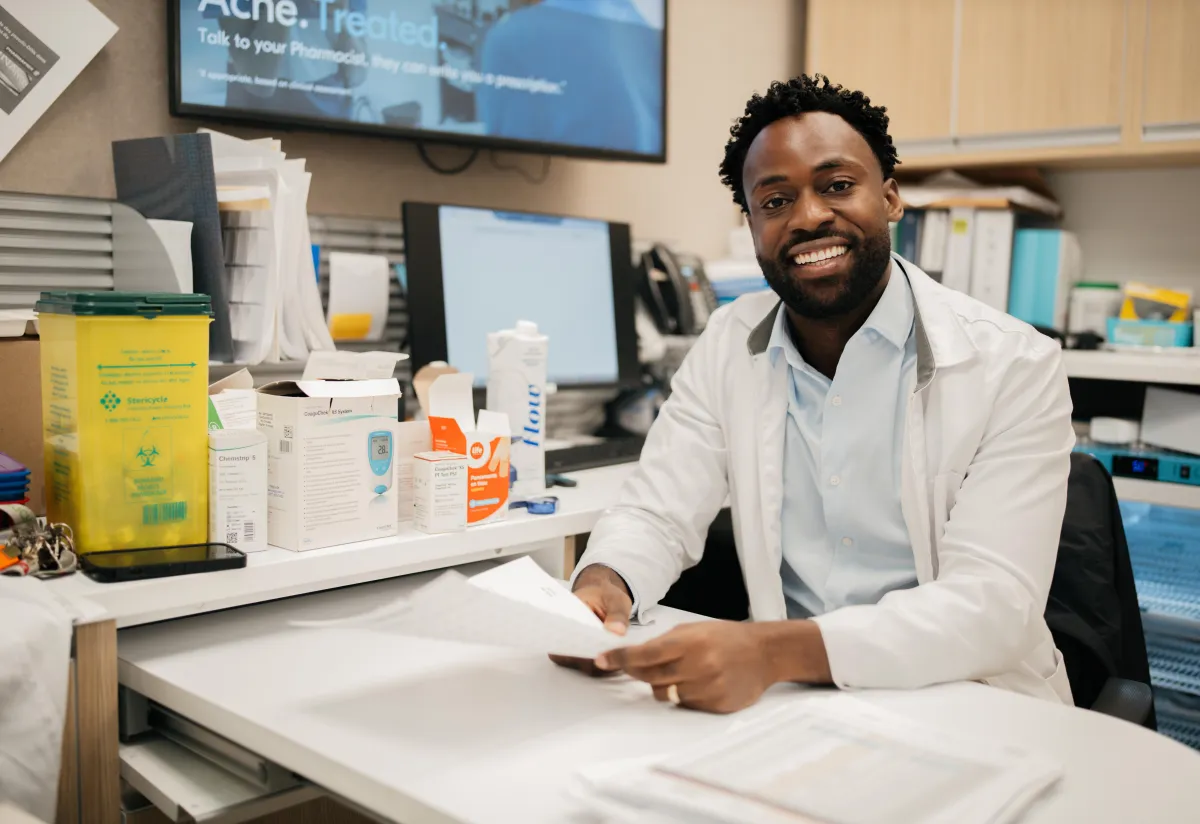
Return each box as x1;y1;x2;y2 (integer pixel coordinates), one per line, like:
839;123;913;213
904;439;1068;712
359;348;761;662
427;373;511;526
1142;386;1200;457
0;330;44;514
208;368;258;430
412;451;466;533
257;376;401;551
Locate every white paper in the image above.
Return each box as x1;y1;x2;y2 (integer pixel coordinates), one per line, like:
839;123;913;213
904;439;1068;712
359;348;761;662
469;556;604;629
295;557;631;659
302;350;406;381
579;696;1062;824
327;252;391;341
0;0;116;165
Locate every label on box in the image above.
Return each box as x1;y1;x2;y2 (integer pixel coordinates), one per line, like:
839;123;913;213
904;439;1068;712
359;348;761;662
412;451;466;533
209;428;267;552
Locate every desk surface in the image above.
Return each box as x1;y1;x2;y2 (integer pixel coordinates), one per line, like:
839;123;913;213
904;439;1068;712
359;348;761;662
43;464;633;629
119;568;1200;824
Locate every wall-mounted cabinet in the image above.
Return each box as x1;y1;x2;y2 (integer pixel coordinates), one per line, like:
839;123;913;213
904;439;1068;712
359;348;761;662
1142;0;1200;141
805;0;1200;170
806;0;956;145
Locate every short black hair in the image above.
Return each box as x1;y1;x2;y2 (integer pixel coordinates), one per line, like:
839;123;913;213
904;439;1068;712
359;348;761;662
719;74;899;212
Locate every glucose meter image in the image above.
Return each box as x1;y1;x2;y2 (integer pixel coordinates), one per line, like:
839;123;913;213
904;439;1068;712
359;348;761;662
367;430;393;495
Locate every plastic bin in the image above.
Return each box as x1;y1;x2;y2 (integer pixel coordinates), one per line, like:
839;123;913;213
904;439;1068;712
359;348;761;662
37;291;212;552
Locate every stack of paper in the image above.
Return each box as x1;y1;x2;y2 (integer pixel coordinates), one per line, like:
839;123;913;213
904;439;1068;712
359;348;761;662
294;556;635;659
575;696;1062;824
205;129;335;366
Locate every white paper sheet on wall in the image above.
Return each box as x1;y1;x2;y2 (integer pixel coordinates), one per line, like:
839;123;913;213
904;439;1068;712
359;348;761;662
0;0;117;166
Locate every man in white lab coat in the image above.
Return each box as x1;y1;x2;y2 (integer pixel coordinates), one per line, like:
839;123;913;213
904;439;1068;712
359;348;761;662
563;74;1075;712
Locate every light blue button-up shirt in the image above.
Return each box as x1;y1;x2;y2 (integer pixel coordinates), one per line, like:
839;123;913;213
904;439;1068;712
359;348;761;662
770;264;920;619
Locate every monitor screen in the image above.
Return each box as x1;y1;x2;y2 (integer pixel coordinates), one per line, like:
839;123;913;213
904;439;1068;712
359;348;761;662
173;1;667;162
403;202;640;388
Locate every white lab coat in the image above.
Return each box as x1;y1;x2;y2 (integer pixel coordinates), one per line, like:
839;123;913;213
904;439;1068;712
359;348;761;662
579;256;1075;704
0;580;74;821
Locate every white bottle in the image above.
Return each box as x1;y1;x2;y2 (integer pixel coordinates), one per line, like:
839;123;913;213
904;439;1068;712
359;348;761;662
487;320;548;495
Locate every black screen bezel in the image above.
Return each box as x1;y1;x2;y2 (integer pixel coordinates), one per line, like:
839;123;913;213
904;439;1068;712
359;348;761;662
402;201;642;391
167;1;669;164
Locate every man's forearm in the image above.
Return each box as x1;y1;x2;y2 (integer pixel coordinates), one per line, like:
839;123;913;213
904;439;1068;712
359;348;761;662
751;620;834;686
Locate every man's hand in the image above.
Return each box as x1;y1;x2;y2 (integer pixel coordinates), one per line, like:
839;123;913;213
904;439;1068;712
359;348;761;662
550;564;634;677
596;620;832;714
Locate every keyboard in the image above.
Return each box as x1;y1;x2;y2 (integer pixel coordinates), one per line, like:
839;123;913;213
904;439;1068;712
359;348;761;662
546;437;646;474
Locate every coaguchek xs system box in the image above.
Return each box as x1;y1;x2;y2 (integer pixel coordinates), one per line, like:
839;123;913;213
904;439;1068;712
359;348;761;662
257;377;401;551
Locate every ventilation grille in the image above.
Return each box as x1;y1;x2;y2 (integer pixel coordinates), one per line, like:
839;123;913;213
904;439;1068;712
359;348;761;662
0;193;114;309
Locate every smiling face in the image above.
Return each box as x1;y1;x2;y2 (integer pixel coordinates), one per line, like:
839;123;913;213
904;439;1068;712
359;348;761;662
743;111;903;319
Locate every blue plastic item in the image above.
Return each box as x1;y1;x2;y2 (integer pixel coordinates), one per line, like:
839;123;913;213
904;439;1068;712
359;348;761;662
1106;318;1193;347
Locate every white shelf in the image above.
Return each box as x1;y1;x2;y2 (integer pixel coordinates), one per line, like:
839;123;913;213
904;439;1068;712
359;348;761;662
1113;476;1200;509
1062;350;1200;386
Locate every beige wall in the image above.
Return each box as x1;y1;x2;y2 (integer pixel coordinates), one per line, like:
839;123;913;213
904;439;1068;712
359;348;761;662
0;0;802;260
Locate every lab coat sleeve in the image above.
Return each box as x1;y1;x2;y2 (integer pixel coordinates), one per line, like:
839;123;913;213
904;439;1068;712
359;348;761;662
813;342;1074;690
573;315;731;620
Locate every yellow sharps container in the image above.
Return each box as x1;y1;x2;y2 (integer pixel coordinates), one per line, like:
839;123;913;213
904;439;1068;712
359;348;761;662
37;291;213;552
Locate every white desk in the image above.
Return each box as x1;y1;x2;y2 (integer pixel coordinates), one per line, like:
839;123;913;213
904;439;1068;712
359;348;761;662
119;567;1200;824
45;464;635;824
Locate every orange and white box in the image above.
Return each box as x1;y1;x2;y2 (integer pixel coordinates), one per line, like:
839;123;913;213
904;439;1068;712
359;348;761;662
427;373;511;526
412;451;467;533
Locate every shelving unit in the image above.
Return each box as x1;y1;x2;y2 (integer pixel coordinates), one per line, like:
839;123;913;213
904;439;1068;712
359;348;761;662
1113;477;1200;510
1062;350;1200;386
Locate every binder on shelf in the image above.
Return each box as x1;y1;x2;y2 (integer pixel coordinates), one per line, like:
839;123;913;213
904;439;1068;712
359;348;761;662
917;209;949;275
896;211;922;263
941;207;975;294
1007;229;1082;332
968;210;1016;313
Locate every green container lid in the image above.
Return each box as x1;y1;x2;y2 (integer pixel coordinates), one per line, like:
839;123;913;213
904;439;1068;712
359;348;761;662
36;291;212;318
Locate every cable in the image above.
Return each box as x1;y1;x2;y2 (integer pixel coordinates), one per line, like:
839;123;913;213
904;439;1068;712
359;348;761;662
416;142;480;175
489;150;552;184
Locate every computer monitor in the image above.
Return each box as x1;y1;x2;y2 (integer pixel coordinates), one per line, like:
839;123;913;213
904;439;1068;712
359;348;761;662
403;203;641;389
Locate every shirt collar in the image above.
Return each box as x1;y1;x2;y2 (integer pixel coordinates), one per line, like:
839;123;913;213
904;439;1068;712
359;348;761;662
766;261;914;365
862;261;915;350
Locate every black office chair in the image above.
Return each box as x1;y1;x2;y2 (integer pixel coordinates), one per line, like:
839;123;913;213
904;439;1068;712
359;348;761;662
1046;452;1155;727
662;453;1156;727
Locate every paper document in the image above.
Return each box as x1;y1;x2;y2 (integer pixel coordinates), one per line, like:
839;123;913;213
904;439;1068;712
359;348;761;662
295;556;631;659
577;696;1062;824
0;0;116;165
327;252;391;341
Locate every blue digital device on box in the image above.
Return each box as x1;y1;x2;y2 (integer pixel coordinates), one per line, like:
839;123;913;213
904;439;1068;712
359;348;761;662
368;430;393;495
1075;443;1200;487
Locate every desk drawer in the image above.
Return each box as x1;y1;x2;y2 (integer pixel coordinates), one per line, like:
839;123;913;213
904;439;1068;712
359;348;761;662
119;690;321;823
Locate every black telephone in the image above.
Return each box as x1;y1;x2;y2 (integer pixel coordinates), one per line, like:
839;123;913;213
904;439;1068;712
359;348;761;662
638;244;718;336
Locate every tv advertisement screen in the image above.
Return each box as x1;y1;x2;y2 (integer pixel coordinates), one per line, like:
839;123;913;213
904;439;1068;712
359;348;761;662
173;0;667;162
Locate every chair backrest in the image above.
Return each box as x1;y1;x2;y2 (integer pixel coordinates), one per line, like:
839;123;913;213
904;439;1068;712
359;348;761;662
1047;452;1154;716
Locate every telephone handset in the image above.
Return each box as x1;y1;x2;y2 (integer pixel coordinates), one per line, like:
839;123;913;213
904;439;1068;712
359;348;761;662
638;244;718;336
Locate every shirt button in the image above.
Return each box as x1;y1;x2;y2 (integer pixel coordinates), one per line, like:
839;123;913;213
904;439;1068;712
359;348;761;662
831;395;843;406
829;475;841;487
842;537;853;547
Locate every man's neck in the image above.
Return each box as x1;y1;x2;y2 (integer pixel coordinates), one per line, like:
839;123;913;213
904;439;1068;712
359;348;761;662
784;266;891;380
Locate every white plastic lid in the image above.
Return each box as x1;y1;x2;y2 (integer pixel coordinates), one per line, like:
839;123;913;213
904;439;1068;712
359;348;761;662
516;320;539;335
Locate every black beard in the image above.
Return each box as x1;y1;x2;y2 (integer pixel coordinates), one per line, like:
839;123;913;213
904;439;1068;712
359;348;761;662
757;228;893;319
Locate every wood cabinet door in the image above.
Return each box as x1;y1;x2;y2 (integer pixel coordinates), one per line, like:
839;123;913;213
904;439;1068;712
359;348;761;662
805;0;956;144
1142;0;1200;135
956;0;1126;139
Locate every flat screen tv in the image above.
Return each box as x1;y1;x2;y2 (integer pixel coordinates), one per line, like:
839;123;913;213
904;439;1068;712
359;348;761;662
171;1;667;162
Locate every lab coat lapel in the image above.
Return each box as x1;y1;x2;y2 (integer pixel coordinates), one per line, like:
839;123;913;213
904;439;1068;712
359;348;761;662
753;348;789;580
